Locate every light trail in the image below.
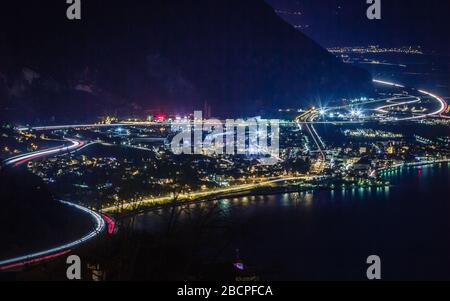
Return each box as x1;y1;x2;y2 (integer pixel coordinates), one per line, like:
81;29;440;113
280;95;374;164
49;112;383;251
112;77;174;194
377;89;447;121
310;124;325;149
16;123;129;131
0;201;105;270
0;250;72;271
418;89;447;116
4;139;84;166
293;79;448;169
16;81;447;133
296;80;448;125
295;110;326;161
373;79;405;88
326;96;411;111
373;79;447;121
101;214;116;235
0;138;108;271
70;141;96;153
375;97;421;113
304;123;324;159
17;121;285;132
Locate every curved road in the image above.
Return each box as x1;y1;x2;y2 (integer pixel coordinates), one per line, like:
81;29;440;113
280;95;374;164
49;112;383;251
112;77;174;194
2;79;446;270
296;79;448;125
294;79;448;168
0;138;114;270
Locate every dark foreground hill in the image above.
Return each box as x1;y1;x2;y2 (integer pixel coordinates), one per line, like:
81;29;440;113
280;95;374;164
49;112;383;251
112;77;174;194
0;168;94;260
0;0;372;123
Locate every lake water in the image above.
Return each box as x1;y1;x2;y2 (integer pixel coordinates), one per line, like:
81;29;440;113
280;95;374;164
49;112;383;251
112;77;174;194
133;163;450;280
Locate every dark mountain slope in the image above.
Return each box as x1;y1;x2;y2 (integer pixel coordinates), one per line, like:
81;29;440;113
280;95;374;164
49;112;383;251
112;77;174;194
0;0;372;123
0;168;94;260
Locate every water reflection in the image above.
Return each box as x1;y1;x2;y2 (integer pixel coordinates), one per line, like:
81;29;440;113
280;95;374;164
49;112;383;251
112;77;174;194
133;164;448;232
128;164;450;280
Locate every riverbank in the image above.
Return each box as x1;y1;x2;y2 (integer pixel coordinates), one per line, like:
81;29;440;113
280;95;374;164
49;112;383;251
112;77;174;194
109;177;387;217
109;160;450;217
126;163;450;281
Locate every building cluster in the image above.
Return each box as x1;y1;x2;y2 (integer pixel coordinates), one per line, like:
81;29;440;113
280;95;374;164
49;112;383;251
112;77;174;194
24;124;312;208
342;129;403;139
328;45;423;55
2;115;449;211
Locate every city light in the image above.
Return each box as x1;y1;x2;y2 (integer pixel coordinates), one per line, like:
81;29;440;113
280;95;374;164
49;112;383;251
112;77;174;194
0;0;449;282
319;108;327;116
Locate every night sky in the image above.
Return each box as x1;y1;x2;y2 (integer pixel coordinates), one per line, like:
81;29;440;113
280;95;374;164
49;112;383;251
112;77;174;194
266;0;450;53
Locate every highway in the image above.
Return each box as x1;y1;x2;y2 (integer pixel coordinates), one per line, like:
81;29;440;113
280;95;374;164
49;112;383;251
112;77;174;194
295;79;448;125
13;81;448;132
1;78;446;270
16;120;295;132
4;138;85;167
375;97;421;114
417;89;448;118
293;79;449;171
0;138;114;271
295;108;326;153
375;88;447;121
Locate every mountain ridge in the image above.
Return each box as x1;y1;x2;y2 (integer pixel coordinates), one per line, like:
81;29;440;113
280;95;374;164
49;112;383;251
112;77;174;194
0;0;372;123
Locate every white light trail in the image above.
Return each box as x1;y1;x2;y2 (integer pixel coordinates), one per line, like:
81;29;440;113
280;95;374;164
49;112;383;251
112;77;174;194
0;138;107;270
4;139;82;166
0;201;105;269
418;89;447;116
375;97;421;113
373;79;405;88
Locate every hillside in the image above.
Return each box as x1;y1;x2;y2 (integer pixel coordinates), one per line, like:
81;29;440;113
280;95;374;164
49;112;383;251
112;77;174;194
0;0;372;123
